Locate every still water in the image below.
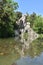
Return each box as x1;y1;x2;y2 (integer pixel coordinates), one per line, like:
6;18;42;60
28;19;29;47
0;37;43;65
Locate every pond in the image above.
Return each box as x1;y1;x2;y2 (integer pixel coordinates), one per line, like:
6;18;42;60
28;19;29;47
0;37;43;65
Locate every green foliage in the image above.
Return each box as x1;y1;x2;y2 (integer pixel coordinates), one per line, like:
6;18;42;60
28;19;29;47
26;13;43;34
15;11;22;21
0;0;18;38
26;12;36;27
33;16;43;34
0;0;43;38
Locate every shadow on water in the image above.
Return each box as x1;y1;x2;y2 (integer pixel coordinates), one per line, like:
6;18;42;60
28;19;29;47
0;37;43;65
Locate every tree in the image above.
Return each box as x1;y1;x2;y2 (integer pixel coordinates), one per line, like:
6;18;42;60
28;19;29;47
33;16;43;34
15;11;22;21
25;12;43;34
25;12;36;28
0;0;18;38
29;12;36;28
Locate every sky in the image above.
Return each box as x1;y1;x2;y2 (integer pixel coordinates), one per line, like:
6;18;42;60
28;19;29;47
14;0;43;15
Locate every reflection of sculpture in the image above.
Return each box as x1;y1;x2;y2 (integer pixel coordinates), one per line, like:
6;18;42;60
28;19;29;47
14;37;43;58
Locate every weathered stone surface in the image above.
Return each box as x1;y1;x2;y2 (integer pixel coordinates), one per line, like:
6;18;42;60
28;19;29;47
16;15;39;43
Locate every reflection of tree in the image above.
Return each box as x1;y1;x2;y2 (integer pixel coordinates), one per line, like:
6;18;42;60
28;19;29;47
1;38;43;59
24;38;43;58
11;37;43;58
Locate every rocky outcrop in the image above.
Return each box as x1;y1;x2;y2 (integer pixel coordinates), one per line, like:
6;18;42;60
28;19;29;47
16;15;39;43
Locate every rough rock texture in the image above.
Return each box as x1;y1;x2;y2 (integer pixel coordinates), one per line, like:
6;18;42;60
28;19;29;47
16;15;39;43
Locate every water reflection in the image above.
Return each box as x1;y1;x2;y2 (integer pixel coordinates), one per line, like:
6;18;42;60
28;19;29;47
16;37;43;65
16;53;43;65
12;63;17;65
15;37;43;58
0;38;43;65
